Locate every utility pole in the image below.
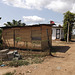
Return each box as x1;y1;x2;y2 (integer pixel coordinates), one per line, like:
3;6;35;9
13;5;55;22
67;21;69;43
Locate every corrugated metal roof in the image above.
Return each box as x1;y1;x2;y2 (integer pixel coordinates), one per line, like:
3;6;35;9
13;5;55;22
0;23;55;29
52;25;63;28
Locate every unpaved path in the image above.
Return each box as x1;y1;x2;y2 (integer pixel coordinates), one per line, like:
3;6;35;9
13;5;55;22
0;41;75;75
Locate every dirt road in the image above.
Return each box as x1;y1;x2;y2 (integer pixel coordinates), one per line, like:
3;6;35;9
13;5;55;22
0;41;75;75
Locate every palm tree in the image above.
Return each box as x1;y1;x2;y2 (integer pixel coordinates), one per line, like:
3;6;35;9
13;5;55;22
4;19;26;27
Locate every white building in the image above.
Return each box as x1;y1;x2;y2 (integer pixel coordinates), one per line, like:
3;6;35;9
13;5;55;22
52;25;64;40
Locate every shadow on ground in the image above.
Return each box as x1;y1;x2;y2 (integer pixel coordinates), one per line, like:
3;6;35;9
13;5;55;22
52;46;70;53
71;40;75;42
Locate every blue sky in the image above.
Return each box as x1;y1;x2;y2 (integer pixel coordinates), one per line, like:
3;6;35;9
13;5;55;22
0;0;75;27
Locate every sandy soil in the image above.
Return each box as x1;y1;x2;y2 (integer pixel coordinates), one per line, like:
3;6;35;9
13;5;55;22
0;41;75;75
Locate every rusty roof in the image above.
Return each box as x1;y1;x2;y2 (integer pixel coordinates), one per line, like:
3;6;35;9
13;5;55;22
0;23;55;29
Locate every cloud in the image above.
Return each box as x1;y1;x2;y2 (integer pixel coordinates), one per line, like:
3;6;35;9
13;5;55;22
23;16;45;23
2;0;75;13
45;0;72;13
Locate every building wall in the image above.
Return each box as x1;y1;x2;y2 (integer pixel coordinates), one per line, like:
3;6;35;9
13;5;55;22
71;25;75;39
31;26;42;50
2;27;42;50
14;27;32;49
2;29;14;47
61;28;64;40
41;25;52;50
52;28;56;40
2;25;52;50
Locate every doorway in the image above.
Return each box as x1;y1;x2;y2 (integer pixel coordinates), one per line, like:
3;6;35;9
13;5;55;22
56;29;60;39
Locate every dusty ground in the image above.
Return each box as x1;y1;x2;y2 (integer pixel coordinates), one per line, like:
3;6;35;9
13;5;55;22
0;40;75;75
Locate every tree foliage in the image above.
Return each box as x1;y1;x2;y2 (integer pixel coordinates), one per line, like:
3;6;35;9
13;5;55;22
4;20;26;27
63;11;75;41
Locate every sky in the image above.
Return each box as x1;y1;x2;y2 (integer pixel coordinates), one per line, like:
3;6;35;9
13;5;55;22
0;0;75;27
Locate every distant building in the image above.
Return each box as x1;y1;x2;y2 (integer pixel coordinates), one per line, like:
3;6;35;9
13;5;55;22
52;25;64;40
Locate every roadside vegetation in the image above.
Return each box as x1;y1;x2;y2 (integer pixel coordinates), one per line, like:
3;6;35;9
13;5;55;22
0;50;50;68
63;11;75;41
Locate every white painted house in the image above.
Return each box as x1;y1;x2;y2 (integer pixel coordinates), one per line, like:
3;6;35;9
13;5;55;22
52;25;64;40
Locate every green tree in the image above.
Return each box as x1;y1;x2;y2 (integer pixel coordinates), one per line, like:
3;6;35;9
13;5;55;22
63;11;75;41
4;20;26;27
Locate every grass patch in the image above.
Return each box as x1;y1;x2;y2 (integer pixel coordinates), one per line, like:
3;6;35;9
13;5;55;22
3;72;14;75
7;60;29;67
32;57;44;64
0;61;3;65
3;70;16;75
3;50;49;67
7;57;44;67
